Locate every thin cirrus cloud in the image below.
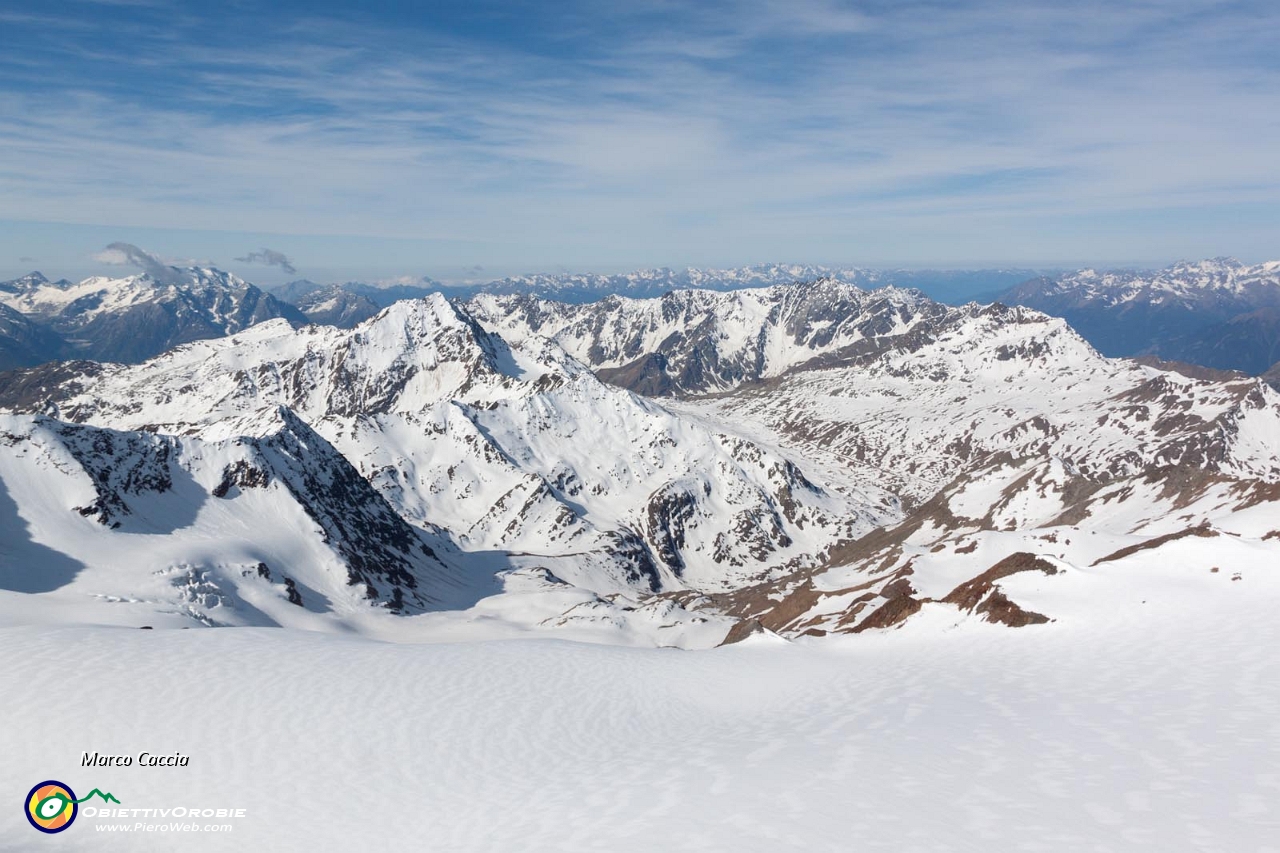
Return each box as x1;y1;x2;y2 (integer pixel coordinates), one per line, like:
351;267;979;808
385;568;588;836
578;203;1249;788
0;0;1277;271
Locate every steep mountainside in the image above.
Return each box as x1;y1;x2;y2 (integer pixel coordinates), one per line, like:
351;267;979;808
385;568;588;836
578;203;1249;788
0;407;467;621
997;258;1280;373
0;296;877;641
290;284;382;327
0;267;306;364
468;282;948;395
0;301;67;370
469;280;1280;639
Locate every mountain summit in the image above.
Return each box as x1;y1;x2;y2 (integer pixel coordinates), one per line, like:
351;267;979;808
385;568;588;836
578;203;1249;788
0;266;305;366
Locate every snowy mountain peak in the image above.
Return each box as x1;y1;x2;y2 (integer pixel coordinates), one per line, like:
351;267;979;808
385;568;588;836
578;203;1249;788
468;279;1084;396
1016;257;1280;303
1172;256;1244;272
0;265;305;366
375;291;468;335
996;257;1280;372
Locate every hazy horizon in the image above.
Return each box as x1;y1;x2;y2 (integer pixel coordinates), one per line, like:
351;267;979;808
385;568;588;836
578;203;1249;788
0;221;1253;290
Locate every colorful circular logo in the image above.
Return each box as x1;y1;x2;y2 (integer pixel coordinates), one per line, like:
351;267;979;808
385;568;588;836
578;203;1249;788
25;781;77;833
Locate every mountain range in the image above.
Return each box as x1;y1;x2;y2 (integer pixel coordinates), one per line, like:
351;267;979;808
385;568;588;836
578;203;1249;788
997;257;1280;375
8;257;1278;385
0;268;303;369
268;264;1042;327
1;275;1276;646
269;258;1280;384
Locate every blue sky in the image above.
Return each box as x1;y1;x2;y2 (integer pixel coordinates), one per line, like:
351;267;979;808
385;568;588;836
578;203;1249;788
1;0;1278;284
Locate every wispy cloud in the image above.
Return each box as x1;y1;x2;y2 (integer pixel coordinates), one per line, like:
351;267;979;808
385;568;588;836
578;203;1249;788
235;248;297;274
1;1;1278;267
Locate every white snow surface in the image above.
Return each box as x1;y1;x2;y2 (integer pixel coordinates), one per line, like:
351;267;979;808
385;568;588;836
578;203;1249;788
1;578;1278;850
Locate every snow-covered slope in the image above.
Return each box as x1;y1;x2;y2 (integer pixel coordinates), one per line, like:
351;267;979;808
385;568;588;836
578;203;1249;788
0;408;471;626
0;295;875;641
469;280;1280;637
469;281;948;395
4;599;1278;850
682;312;1280;636
999;257;1280;372
289;283;382;327
0;267;306;364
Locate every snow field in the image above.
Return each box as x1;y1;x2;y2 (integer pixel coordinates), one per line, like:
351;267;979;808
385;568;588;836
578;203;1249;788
2;593;1277;852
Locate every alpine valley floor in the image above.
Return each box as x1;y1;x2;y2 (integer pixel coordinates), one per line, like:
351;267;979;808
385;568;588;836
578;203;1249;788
2;567;1277;853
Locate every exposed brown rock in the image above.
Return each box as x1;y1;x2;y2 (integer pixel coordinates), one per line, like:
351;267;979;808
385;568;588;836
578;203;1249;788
756;582;826;633
851;592;923;633
718;618;764;646
1092;525;1219;566
976;590;1050;626
942;552;1059;611
832;592;883;628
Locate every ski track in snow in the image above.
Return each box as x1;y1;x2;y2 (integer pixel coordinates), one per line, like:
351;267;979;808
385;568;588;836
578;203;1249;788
2;600;1277;852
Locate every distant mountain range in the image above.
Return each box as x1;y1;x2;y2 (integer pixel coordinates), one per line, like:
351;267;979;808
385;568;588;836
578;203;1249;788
268;265;1042;327
996;258;1280;375
4;257;1279;386
0;268;303;369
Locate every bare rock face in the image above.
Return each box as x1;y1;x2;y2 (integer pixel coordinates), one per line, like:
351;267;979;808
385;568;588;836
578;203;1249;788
942;552;1059;610
851;580;925;633
940;552;1059;627
718;618;765;646
1092;525;1219;565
